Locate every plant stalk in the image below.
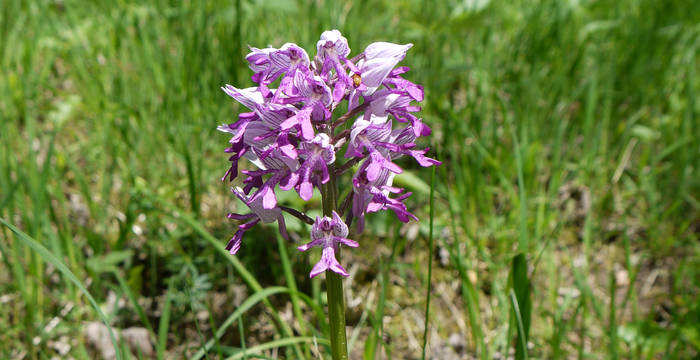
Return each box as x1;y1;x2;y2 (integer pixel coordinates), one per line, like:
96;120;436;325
321;168;348;360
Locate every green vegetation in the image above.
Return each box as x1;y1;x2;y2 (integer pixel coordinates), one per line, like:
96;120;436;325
1;0;698;358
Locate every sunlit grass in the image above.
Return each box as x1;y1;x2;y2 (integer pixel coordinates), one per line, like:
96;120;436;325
1;0;698;358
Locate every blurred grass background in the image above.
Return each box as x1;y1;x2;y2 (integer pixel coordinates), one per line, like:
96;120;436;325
1;0;699;358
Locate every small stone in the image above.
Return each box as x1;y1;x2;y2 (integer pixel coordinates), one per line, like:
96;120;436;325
84;322;119;360
122;327;155;357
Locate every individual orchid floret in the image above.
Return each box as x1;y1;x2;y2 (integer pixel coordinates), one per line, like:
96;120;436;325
279;72;332;140
345;115;402;181
350;160;416;233
298;211;358;278
350;163;394;232
245;43;310;97
225;187;288;254
246;46;276;83
284;133;336;201
270;43;311;76
386;126;442;167
366;88;430;137
293;72;333;120
269;43;312;97
316;30;358;102
316;30;351;63
355;42;413;96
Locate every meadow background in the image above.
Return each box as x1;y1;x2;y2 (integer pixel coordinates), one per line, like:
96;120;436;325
1;0;699;358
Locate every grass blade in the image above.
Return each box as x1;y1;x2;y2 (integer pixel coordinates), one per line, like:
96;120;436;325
511;254;531;360
608;271;618;359
145;191;304;357
510;288;529;360
0;217;122;360
276;233;309;350
157;280;173;360
226;337;330;360
190;286;290;360
421;166;436;359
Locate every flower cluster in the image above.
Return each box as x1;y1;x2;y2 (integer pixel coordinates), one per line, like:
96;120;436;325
220;30;440;278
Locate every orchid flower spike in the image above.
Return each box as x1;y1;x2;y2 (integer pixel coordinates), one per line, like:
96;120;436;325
220;30;440;278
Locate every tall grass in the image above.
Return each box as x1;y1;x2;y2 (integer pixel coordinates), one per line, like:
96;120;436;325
1;0;698;358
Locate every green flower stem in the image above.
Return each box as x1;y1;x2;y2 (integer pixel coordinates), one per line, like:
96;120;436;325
326;265;348;360
321;167;349;360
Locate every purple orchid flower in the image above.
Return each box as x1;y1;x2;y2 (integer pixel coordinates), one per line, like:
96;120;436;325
246;46;276;83
298;211;358;278
345;115;403;181
386;125;441;167
356;42;413;95
350;160;416;233
281;133;336;201
316;30;359;102
269;43;312;98
366;88;430;137
279;72;332;140
245;43;310;97
226;187;288;254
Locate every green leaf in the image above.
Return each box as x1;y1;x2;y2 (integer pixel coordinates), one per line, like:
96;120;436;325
87;250;134;274
394;170;431;196
511;253;531;360
631;125;661;141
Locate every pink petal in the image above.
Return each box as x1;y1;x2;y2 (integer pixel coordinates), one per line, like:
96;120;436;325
309;260;329;278
322;247;349;277
333;82;346;102
300;116;314;140
366;161;382;181
262;187;277;209
299;181;313;201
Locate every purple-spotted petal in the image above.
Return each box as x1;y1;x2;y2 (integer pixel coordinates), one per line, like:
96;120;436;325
317;30;350;59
